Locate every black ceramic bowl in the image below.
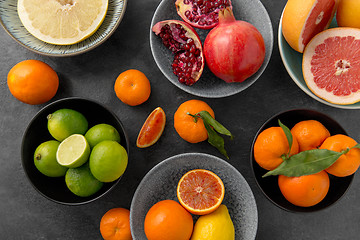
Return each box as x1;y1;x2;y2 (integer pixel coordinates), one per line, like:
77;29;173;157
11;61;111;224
21;97;129;205
250;109;354;212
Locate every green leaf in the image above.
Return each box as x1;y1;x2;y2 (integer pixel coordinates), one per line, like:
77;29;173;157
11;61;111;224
278;119;292;157
204;121;229;159
198;111;234;140
263;149;343;177
352;143;360;149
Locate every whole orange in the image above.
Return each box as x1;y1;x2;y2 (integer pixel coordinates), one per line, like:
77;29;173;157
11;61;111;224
336;0;360;28
7;60;59;105
100;208;132;240
174;99;214;143
291;120;330;152
320;134;360;177
114;69;151;106
254;127;299;170
144;199;193;240
278;170;330;207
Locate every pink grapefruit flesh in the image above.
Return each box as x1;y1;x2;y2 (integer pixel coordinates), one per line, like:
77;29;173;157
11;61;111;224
303;27;360;105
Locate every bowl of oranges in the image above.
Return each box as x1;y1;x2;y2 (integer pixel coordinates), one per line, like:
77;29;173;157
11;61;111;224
250;109;359;212
21;97;129;205
130;153;258;240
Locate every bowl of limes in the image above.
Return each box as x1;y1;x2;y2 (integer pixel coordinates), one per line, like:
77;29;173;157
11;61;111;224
21;97;129;205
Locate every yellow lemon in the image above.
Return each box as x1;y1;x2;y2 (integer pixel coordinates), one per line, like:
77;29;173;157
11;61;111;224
191;204;235;240
17;0;108;45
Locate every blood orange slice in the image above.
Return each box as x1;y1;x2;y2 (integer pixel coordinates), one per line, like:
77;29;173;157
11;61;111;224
282;0;338;53
177;169;225;215
136;107;166;148
303;27;360;105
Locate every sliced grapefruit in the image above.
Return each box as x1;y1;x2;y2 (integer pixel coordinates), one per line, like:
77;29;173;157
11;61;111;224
303;27;360;105
136;107;166;148
177;169;225;215
282;0;338;53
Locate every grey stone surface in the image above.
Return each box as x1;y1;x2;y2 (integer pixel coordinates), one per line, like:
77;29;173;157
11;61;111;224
1;0;360;239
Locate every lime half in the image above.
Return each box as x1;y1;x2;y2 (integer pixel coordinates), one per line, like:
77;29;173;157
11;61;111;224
65;163;103;197
56;134;90;168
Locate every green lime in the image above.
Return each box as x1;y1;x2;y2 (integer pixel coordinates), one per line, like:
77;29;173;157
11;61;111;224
56;134;90;168
34;140;68;177
65;163;103;197
47;108;88;141
85;123;121;149
89;140;128;182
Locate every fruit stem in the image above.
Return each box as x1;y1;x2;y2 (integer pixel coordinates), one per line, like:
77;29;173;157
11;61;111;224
187;112;200;123
218;7;236;24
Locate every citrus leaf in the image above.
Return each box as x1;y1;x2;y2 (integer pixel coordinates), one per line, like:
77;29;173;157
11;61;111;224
353;143;360;149
204;121;229;159
278;119;292;157
198;111;233;139
263;149;343;177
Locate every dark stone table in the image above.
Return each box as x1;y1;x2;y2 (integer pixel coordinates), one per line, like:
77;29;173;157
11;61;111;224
1;0;359;239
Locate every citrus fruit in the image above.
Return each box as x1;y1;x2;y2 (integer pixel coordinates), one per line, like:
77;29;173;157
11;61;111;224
100;208;132;240
320;134;360;177
7;60;59;105
47;108;88;141
190;204;235;240
17;0;108;45
85;123;121;149
291;120;330;152
302;27;360;105
174;99;214;143
136;107;166;148
177;169;225;215
65;163;103;197
34;140;68;177
254;127;299;170
336;0;360;28
89;140;128;182
144;199;193;240
278;170;330;207
282;0;338;53
114;69;151;106
56;134;90;168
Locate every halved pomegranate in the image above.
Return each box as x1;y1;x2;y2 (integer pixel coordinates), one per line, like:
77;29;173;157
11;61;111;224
152;20;204;86
175;0;232;29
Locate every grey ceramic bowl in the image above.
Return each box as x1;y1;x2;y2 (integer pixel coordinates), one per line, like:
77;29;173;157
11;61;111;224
130;153;258;240
21;97;130;205
150;0;273;98
250;109;354;212
278;11;360;109
0;0;127;57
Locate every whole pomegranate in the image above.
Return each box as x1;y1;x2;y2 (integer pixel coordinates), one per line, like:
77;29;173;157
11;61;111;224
204;7;265;83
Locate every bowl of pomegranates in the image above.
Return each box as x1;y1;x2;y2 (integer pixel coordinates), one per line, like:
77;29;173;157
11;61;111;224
150;0;274;98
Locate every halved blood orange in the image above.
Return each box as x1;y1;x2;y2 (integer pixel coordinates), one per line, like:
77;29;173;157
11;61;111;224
177;169;225;215
282;0;338;53
303;27;360;105
136;107;166;148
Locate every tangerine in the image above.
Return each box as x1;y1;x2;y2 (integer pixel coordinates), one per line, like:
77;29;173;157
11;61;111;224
7;60;59;105
177;169;225;215
254;126;299;170
291;120;330;152
336;0;360;28
136;107;166;148
278;170;330;207
282;0;338;53
144;199;193;240
320;134;360;177
99;208;132;240
174;99;214;143
114;69;151;106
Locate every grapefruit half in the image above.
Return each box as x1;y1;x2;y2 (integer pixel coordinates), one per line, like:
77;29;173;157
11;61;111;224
177;169;225;215
282;0;338;53
303;27;360;105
